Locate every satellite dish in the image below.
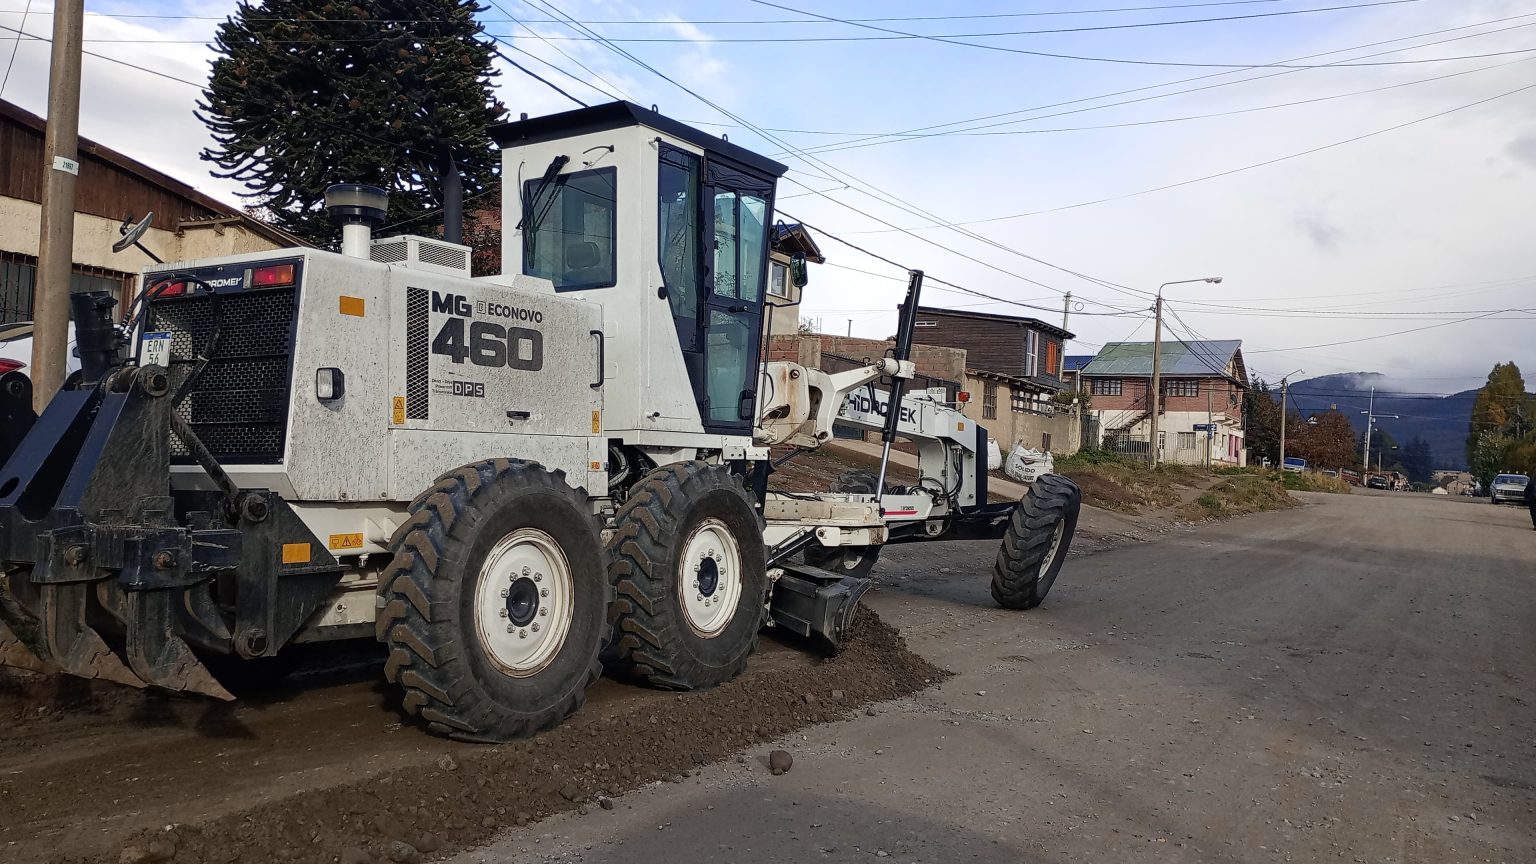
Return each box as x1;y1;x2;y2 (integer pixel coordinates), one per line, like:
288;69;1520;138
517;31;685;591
111;212;163;263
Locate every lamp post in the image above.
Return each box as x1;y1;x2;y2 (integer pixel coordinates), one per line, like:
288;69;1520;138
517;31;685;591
1150;276;1223;466
1276;369;1304;470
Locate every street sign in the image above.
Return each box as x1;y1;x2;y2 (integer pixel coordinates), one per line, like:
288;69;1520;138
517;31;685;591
1192;423;1216;432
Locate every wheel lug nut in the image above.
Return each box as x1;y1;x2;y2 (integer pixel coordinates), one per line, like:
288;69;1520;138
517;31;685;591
499;608;508;618
540;588;548;597
534;573;543;582
531;623;540;632
539;607;547;616
500;588;509;598
519;629;528;639
506;624;514;633
521;566;530;576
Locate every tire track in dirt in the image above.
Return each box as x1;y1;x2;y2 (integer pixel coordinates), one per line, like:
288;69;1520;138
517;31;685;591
0;613;943;864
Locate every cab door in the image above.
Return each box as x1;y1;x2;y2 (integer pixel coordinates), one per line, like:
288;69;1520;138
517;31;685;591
700;160;773;434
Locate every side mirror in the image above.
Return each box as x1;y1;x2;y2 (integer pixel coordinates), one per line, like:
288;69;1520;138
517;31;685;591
790;253;809;289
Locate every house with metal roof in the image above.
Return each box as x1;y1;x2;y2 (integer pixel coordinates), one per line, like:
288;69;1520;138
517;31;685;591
1079;340;1249;466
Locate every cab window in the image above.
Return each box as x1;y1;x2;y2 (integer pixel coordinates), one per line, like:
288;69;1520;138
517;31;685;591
522;167;617;291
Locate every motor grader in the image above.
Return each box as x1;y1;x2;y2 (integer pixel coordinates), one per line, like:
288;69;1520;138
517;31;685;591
0;102;1081;741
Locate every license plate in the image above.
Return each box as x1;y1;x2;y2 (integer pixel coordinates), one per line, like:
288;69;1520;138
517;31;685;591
140;331;172;368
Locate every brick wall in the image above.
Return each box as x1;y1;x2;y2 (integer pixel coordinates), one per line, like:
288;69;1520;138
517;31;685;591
814;335;966;383
1086;377;1243;413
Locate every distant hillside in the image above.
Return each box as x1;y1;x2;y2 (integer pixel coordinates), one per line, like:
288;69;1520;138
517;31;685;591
1271;372;1478;470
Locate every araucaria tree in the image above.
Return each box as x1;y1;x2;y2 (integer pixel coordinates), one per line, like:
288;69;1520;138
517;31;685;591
199;0;506;245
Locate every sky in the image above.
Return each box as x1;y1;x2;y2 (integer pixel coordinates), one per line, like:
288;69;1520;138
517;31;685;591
2;0;1534;394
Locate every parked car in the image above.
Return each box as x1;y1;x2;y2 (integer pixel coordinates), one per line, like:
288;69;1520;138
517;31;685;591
1367;475;1390;490
1489;473;1530;505
1282;456;1307;473
0;321;80;378
1340;469;1363;486
1322;469;1339;478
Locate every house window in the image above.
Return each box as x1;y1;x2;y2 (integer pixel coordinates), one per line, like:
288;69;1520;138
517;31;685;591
1090;378;1122;396
1178;431;1197;450
768;261;790;298
1045;340;1059;377
1024;330;1039;377
1;251;134;325
1041;432;1052;452
1163;379;1199;398
982;382;997;419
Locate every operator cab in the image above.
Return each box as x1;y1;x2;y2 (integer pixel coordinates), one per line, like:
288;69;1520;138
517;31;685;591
491;103;787;441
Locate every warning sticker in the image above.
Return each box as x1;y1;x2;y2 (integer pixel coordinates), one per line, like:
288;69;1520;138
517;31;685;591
329;533;364;551
392;396;406;425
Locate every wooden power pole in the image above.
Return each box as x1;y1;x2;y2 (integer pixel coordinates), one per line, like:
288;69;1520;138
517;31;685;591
30;0;85;411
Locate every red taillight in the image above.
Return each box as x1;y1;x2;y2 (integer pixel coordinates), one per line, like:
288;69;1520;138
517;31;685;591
155;281;186;298
956;391;971;403
251;263;295;287
0;358;24;374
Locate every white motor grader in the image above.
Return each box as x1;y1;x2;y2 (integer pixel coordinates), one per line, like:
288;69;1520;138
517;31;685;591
0;102;1081;741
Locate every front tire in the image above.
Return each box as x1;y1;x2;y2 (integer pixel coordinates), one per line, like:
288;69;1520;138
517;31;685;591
991;474;1082;610
376;459;609;742
606;462;768;690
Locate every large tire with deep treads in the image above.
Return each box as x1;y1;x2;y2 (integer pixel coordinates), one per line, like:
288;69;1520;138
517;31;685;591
991;474;1082;610
803;469;881;578
605;461;768;690
376;459;610;742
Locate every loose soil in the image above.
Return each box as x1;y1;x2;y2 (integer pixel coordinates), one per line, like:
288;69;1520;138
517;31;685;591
0;612;943;864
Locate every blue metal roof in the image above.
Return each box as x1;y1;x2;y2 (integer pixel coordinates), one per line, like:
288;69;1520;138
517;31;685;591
1081;340;1243;379
1063;355;1095;371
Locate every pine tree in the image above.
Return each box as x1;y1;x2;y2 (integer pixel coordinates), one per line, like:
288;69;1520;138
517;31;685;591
1243;378;1282;465
198;0;505;245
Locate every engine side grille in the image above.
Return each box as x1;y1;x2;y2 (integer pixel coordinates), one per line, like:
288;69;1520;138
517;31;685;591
146;285;298;464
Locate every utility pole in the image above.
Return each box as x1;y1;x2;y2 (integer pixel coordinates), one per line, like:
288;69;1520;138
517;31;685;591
1150;294;1163;465
1360;387;1399;473
846;319;852;337
1206;387;1213;468
1279;379;1288;470
30;0;85;412
1148;276;1222;467
1062;291;1071;331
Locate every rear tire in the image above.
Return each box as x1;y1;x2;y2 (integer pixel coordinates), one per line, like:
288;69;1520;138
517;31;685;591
606;462;767;690
376;459;609;742
803;469;881;577
991;474;1081;610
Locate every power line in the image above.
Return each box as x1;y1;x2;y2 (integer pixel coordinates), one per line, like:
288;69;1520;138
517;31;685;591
795;55;1535;153
855;78;1536;232
779;12;1536;156
509;0;1152;311
0;2;1397;26
0;0;28;97
491;47;585;107
1245;309;1518;353
748;0;1536;70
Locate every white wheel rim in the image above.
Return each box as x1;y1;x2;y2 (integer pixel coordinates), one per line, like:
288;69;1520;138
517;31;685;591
475;528;574;677
678;518;743;638
1039;519;1066;575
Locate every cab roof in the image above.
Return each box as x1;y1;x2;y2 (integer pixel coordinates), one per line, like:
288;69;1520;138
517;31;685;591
489;101;788;178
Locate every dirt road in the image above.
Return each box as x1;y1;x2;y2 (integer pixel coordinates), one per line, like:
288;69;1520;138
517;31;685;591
4;489;1533;863
458;490;1536;863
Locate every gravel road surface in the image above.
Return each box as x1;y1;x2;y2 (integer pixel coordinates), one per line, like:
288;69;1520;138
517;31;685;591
458;490;1536;863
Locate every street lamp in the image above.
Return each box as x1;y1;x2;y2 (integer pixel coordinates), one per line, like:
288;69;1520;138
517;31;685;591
1150;276;1223;466
1276;368;1303;470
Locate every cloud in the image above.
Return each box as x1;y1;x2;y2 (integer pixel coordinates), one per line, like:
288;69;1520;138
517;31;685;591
1293;212;1344;253
1509;134;1536;170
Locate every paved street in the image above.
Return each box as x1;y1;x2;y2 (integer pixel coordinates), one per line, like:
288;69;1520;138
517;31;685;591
457;491;1536;863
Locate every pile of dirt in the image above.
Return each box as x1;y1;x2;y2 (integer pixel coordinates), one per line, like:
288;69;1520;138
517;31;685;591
38;612;942;864
1178;474;1299;520
1054;463;1199;514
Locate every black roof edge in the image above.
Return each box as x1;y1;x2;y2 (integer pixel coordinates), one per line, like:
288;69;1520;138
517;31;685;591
490;101;789;178
914;305;1074;340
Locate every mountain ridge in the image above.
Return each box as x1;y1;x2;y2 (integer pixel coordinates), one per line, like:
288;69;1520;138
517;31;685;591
1269;372;1477;471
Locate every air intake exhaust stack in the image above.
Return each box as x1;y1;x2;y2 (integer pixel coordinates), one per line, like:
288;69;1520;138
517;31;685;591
324;184;388;259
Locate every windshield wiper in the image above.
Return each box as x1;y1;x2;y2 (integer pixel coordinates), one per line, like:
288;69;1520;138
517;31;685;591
516;155;571;232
